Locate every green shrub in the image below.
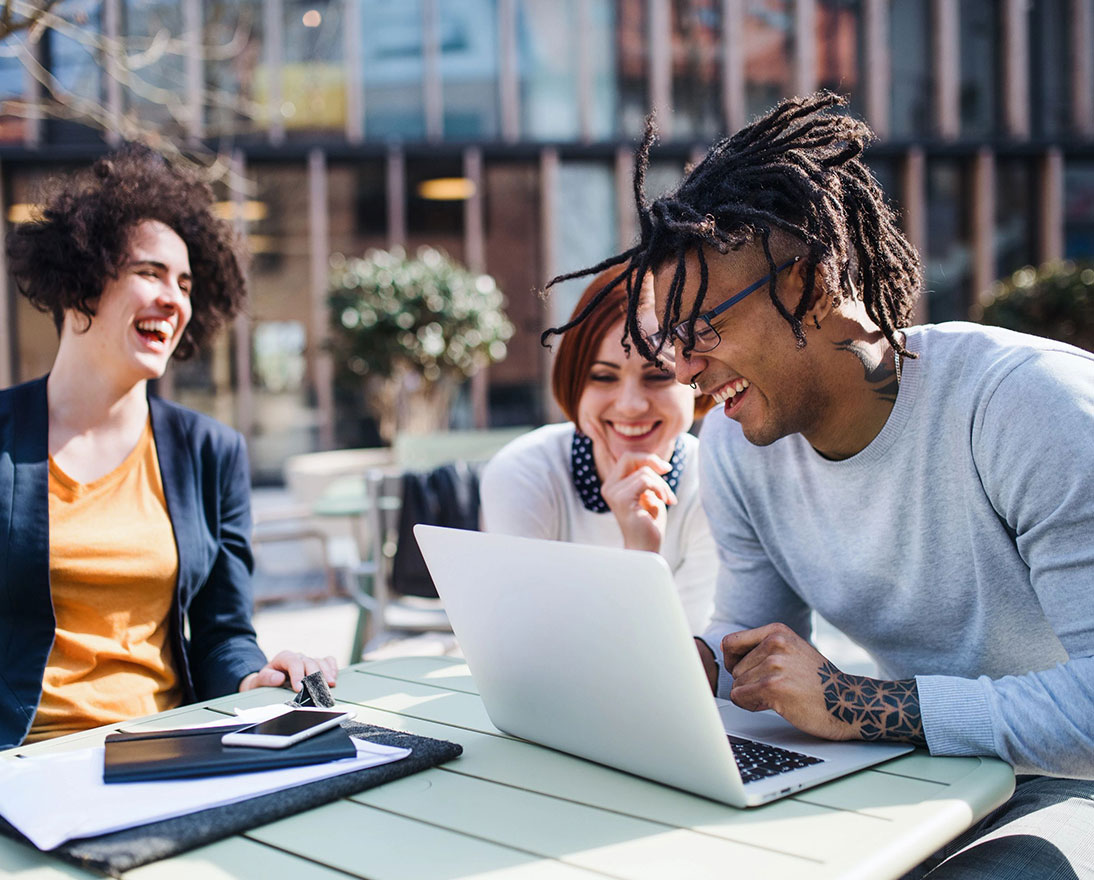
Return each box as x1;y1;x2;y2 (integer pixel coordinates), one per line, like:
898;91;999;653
328;246;514;383
974;260;1094;352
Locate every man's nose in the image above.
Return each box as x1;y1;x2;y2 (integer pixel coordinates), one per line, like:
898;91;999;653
673;344;703;388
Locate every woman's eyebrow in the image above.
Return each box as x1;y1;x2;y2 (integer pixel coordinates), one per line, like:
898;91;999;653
591;359;622;369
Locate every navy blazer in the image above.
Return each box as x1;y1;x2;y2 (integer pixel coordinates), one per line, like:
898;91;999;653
0;377;268;749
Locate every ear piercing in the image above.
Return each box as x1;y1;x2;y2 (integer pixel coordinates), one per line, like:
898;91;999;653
813;316;821;330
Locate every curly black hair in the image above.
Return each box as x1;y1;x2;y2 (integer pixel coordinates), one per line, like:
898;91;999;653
542;92;922;365
6;144;247;360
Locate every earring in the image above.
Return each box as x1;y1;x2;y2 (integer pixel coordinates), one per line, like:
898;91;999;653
812;316;821;330
689;382;698;390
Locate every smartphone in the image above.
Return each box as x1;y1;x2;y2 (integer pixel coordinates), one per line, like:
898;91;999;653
221;708;354;749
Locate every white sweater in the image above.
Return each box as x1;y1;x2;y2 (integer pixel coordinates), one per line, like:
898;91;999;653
480;423;716;634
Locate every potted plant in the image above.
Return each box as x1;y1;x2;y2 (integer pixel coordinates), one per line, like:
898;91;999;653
328;246;514;440
973;260;1094;352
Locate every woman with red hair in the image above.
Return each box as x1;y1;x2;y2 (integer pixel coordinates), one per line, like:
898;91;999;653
480;271;715;634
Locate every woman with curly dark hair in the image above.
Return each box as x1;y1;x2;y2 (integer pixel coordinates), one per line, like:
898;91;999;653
0;146;336;749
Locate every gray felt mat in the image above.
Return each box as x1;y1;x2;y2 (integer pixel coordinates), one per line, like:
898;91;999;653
0;722;462;877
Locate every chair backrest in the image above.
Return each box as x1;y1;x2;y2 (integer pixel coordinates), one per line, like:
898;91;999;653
392;426;532;471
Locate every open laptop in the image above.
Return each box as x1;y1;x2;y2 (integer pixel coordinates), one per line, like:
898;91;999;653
414;524;913;807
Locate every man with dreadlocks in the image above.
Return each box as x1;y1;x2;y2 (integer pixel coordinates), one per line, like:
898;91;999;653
544;92;1094;878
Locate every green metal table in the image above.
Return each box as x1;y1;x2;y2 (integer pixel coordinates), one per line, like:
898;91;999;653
0;657;1015;879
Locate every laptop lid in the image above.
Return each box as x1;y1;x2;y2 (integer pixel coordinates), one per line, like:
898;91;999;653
413;525;911;807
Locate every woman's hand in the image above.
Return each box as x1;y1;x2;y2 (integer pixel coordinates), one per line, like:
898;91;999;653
238;650;339;693
600;451;677;553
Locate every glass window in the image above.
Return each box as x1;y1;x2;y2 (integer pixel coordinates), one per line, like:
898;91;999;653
122;1;188;139
889;0;930;139
246;163;320;482
203;0;264;139
438;0;499;139
0;40;26;143
744;0;792;121
281;0;346;136
995;159;1035;277
553;161;616;326
482;159;544;425
6;167;68;382
327;160;388;447
670;0;721;142
43;0;104;143
958;0;998;138
1064;161;1094;259
1029;0;1069;138
516;0;580;140
406;157;466;261
361;0;426;139
925;159;972;322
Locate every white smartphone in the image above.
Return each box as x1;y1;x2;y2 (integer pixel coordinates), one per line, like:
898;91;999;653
221;708;354;749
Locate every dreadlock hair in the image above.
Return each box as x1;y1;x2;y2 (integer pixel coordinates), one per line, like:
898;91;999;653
540;91;922;365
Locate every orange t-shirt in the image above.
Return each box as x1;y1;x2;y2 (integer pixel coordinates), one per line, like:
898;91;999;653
26;419;184;742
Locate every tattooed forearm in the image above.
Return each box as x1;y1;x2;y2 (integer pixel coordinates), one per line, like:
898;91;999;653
817;661;926;745
834;339;898;402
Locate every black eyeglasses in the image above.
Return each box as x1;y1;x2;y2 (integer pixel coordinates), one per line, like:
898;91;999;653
644;256;801;362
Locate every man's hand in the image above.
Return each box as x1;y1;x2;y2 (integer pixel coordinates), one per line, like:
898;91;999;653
600;452;676;552
723;623;925;746
238;651;339;693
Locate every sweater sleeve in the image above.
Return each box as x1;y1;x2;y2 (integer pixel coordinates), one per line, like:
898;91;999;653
917;349;1094;776
699;417;812;698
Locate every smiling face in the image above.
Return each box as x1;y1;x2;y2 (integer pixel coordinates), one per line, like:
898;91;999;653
61;219;193;389
653;247;835;449
575;317;696;478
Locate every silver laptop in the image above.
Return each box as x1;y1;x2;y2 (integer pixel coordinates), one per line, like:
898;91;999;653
414;524;913;807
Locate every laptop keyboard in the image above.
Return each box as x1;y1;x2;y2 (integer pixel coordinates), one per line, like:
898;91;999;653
727;735;825;784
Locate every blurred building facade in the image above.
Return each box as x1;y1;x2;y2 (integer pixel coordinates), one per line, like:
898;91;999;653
0;0;1092;481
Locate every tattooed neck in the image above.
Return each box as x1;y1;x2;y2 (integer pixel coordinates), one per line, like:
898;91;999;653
817;661;926;745
834;339;898;402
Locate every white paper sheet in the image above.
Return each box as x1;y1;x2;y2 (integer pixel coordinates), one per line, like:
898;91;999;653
0;732;410;850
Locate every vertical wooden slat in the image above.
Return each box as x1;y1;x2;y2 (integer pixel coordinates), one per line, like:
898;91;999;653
309;149;334;450
264;0;285;145
1071;0;1094;136
345;0;364;144
540;147;562;423
1038;148;1065;264
577;0;594;143
104;0;123;145
464;147;488;428
793;0;817;98
649;0;672;138
498;0;520;142
900;147;929;325
184;0;203;142
931;0;959;139
615;146;637;252
863;0;890;140
386;146;406;250
721;0;745;133
231;150;254;446
970;147;995;309
1001;0;1029;139
422;0;443;142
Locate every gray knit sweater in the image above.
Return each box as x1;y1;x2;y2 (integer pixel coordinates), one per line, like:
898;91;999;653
699;322;1094;777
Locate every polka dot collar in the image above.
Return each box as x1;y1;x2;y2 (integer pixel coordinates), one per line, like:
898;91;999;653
570;430;686;514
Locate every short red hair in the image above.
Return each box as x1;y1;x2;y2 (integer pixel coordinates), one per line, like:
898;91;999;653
551;269;714;423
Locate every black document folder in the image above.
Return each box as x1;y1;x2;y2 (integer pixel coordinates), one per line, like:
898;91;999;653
103;722;357;783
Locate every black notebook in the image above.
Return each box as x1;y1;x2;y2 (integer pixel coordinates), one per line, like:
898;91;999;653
103;722;357;783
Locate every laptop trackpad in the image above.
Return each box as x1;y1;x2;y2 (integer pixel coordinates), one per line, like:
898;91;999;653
714;697;830;755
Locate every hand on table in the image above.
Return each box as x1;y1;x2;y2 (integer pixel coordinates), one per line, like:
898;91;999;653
723;623;925;745
238;650;339;693
600;451;676;553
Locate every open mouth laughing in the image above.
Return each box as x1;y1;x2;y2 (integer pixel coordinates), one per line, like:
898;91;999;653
135;318;175;346
608;421;660;440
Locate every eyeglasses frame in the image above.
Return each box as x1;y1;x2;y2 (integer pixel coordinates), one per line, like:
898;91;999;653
648;255;802;356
